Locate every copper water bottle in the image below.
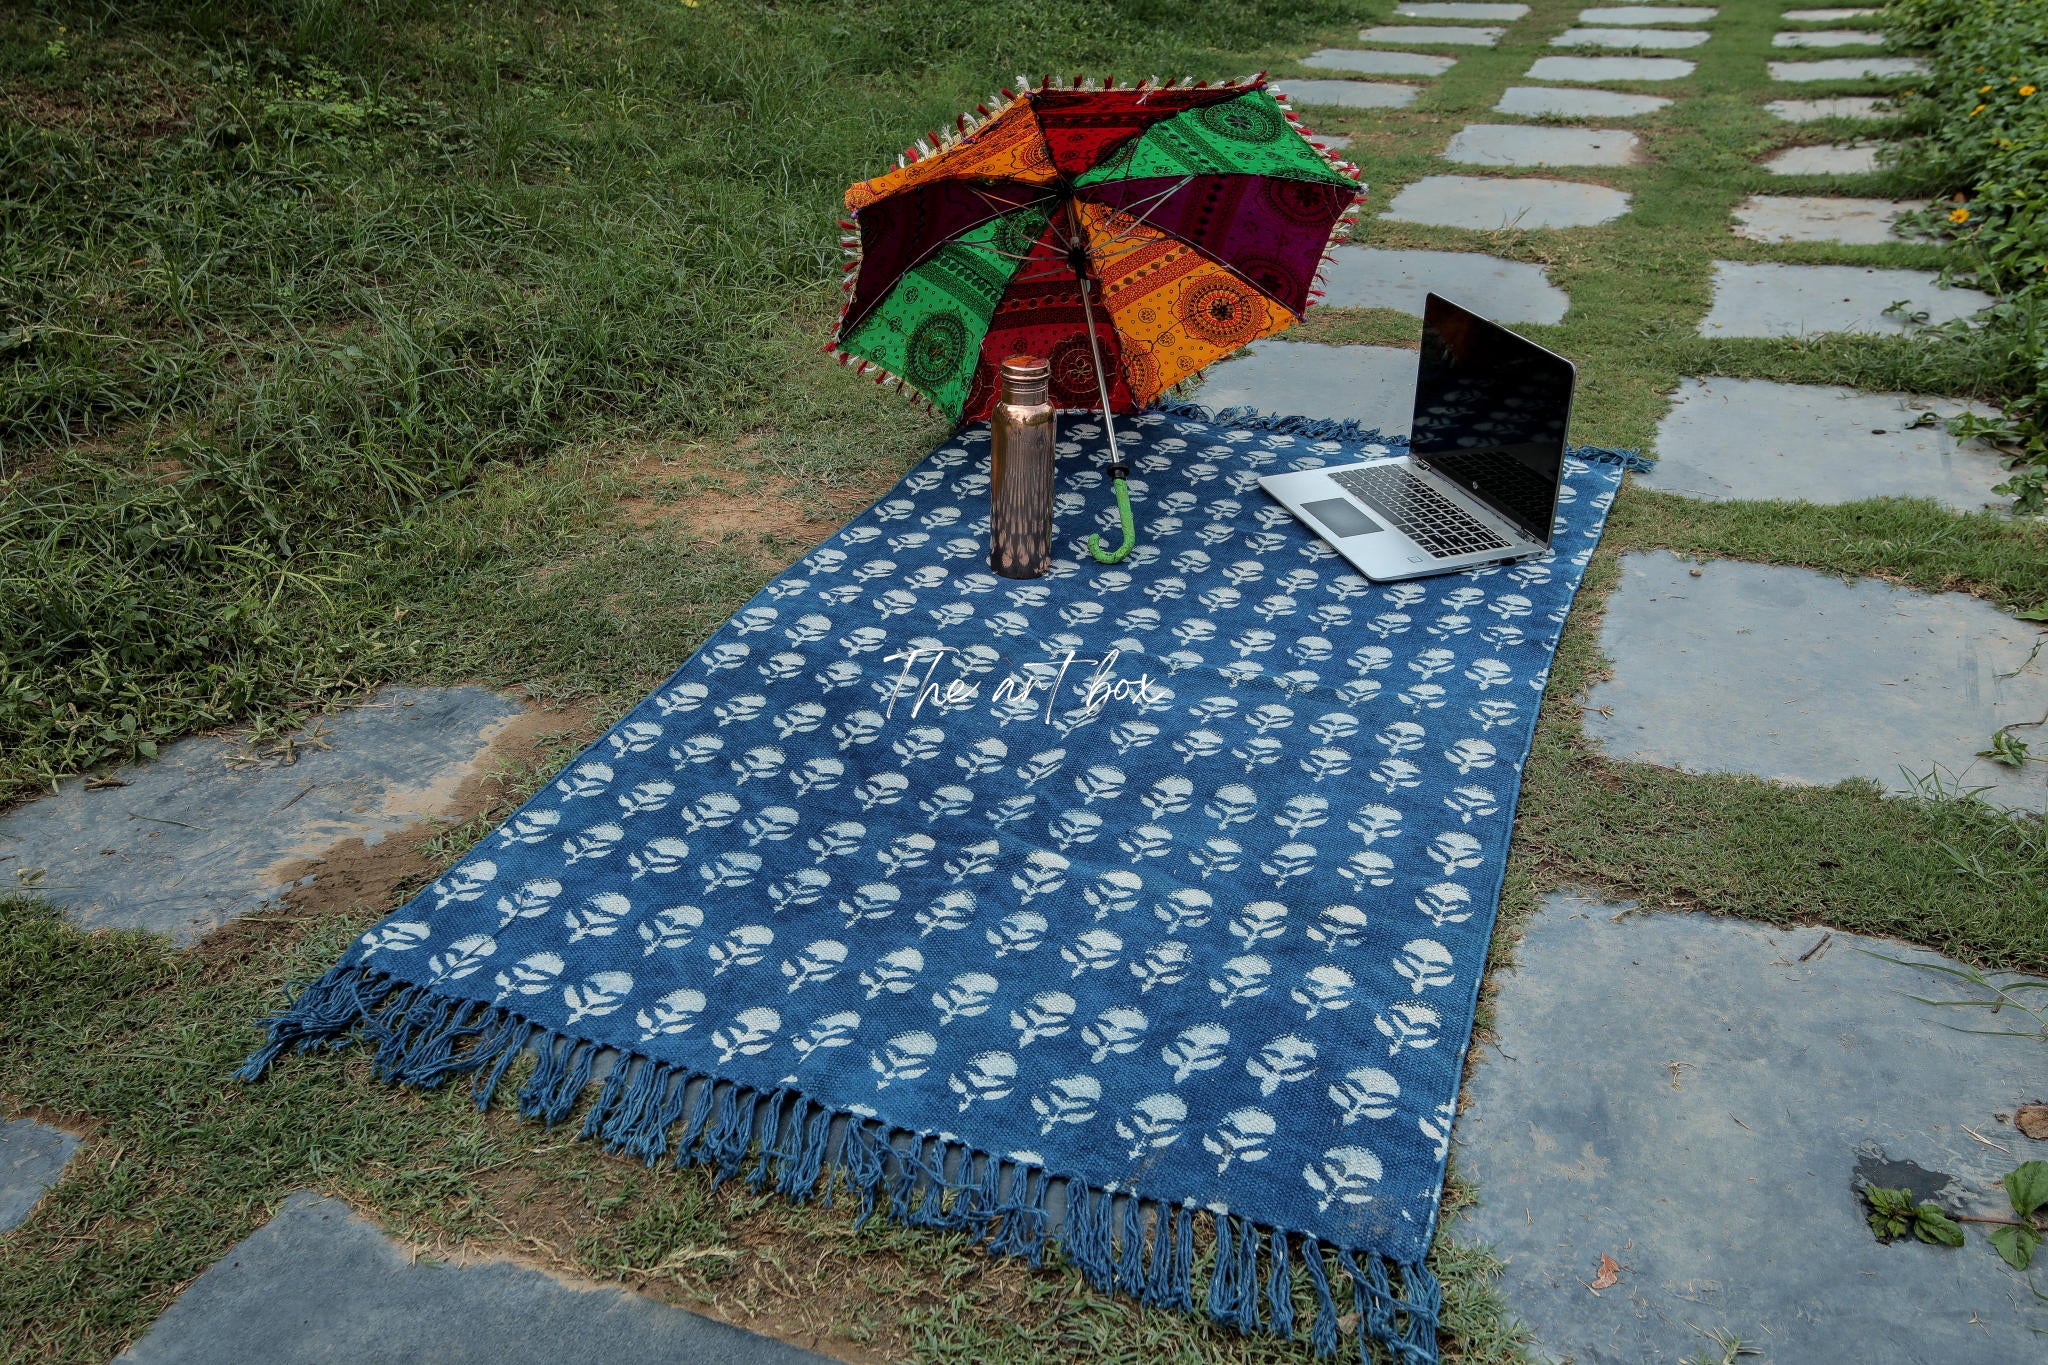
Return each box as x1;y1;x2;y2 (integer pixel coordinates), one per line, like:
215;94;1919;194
988;354;1056;579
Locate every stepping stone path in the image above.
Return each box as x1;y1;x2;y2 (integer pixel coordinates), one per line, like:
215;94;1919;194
1360;24;1505;45
1526;54;1696;81
1;1118;79;1234
0;685;528;944
1733;194;1923;244
1320;246;1568;323
1699;262;1993;337
1643;377;2009;511
1495;85;1670;117
1382;174;1632;229
1457;894;2048;1365
115;1192;832;1365
1765;95;1892;121
1769;57;1929;80
1551;26;1712;48
1576;4;1717;21
1395;1;1527;16
1303;48;1458;77
1196;340;1418;436
1586;554;2048;812
1774;29;1887;47
1273;78;1419;109
1762;141;1883;174
1442;123;1641;167
1782;6;1880;17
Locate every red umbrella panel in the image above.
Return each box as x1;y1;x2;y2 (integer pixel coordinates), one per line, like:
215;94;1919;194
829;76;1365;422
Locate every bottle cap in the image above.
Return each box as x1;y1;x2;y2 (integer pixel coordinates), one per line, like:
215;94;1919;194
1000;354;1051;405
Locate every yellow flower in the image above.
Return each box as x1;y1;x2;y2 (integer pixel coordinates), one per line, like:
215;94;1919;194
1950;207;1971;224
2024;86;2038;96
1982;84;1993;93
1972;104;1987;116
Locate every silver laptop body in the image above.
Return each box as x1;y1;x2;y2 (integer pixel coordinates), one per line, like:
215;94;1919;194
1258;293;1576;583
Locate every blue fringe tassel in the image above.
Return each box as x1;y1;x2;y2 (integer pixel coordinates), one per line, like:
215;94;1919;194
1304;1236;1341;1359
239;963;1447;1364
1267;1227;1295;1341
1114;1198;1147;1297
1206;1210;1235;1322
1233;1213;1262;1335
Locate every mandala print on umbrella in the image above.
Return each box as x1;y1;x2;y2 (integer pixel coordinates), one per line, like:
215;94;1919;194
828;75;1364;422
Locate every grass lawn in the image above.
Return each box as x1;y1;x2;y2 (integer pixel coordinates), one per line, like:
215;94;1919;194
3;1;2045;1363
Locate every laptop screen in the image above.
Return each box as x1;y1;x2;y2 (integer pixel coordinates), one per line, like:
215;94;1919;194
1409;293;1575;545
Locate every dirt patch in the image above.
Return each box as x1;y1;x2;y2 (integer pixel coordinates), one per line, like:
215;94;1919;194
186;696;607;970
609;441;900;569
432;1151;1049;1365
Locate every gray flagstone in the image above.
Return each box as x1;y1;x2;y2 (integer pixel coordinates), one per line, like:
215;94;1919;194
1584;554;2048;812
1457;895;2048;1365
1495;85;1672;117
1319;245;1569;323
1382;174;1633;229
1698;262;1992;337
1643;376;2009;512
1527;55;1697;81
1303;48;1459;77
0;1119;80;1234
1732;194;1924;244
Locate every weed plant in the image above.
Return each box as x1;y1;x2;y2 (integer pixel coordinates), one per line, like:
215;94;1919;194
1886;0;2048;511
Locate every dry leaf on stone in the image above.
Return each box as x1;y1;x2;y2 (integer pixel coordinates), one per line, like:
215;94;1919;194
1590;1253;1621;1290
2018;1105;2048;1141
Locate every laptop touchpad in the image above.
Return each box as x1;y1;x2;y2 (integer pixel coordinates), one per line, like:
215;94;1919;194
1301;497;1383;538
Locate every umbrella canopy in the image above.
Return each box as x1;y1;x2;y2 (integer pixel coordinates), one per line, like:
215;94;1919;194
828;76;1365;422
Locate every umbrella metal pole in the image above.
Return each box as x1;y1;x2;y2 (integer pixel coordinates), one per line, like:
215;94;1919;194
1065;198;1136;564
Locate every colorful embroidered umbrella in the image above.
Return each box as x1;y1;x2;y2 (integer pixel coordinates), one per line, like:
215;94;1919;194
828;76;1365;558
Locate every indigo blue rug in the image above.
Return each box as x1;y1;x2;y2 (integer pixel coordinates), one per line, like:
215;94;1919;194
244;404;1635;1365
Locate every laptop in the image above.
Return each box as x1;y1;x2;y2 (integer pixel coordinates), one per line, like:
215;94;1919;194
1258;293;1576;582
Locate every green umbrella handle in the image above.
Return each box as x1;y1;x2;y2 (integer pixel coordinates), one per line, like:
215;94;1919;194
1089;465;1136;564
1089;462;1138;564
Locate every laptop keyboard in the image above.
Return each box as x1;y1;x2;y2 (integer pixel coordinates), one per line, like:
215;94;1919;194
1330;464;1510;559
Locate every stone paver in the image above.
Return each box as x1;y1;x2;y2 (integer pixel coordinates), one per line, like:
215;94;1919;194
1699;261;1993;337
1495;85;1672;117
1773;28;1886;47
1766;95;1892;121
1;1119;80;1234
1457;894;2048;1365
1733;194;1921;243
1583;554;2048;811
1763;141;1884;174
1770;57;1929;81
1643;376;2010;512
1396;1;1528;16
1320;246;1569;323
0;685;527;945
1443;123;1641;167
1552;26;1711;48
1273;79;1421;109
1195;341;1417;436
1303;48;1458;77
1782;6;1880;17
115;1191;832;1365
1361;24;1505;45
1382;174;1633;229
1577;4;1716;21
1527;55;1696;82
